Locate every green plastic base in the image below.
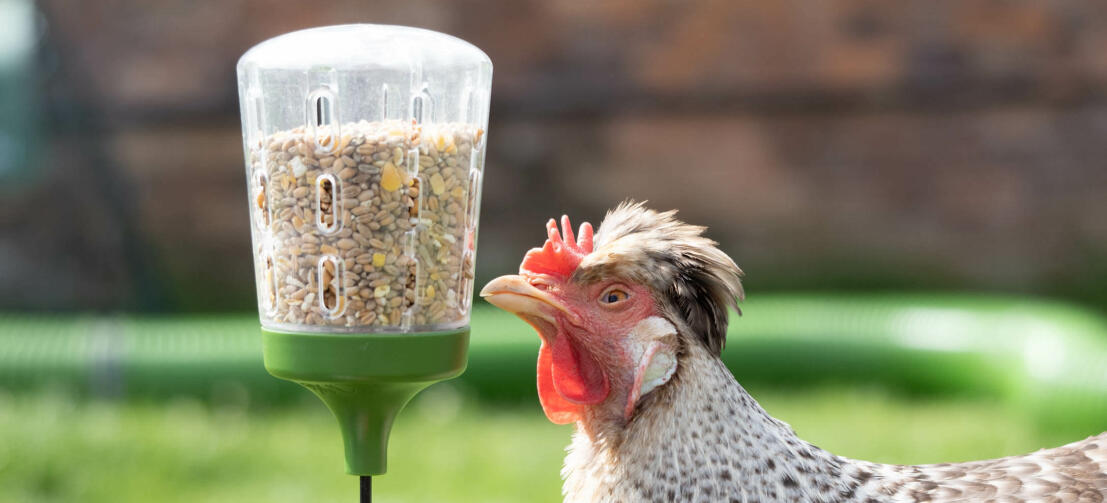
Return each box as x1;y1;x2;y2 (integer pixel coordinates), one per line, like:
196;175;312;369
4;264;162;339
262;327;469;475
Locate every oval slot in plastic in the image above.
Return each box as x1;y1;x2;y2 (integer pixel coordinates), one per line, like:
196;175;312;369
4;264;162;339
464;168;482;240
264;253;277;314
458;250;475;317
401;233;418;329
255;172;271;230
411;86;434;124
253;93;265;141
408;177;422;220
307;88;338;152
244;88;265;144
401;175;421;327
379;83;390;120
315;174;341;234
461;86;476;123
318;255;345;318
406;147;420;176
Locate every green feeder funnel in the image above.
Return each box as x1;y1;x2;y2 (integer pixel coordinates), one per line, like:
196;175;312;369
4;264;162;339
236;25;492;477
261;328;469;474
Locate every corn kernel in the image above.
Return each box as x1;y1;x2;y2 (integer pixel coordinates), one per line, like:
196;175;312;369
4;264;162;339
372;253;386;267
381;162;402;191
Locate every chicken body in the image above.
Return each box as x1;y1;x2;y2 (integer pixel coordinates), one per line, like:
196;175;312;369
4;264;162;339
565;340;1107;502
481;202;1107;502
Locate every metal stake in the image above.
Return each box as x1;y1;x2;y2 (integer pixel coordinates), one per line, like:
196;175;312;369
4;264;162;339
360;476;372;503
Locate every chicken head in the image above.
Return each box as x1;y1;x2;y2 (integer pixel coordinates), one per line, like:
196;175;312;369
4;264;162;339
481;215;679;426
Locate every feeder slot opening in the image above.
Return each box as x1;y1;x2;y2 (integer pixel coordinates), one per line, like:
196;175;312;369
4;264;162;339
315;174;341;234
307;87;338;152
255;172;271;229
411;85;434;124
318;255;346;317
263;253;277;313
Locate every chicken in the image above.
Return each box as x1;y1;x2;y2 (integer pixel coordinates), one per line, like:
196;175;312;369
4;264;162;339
480;201;1107;503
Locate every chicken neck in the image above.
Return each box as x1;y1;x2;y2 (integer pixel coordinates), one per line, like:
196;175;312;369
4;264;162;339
562;343;874;502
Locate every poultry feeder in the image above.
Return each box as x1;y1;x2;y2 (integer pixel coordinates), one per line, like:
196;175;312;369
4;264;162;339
235;23;492;493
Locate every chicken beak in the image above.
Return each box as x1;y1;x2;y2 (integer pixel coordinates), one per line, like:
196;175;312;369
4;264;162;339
479;275;582;326
482;274;608;423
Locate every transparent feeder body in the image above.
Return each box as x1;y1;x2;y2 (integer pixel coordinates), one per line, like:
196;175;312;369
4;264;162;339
237;25;492;334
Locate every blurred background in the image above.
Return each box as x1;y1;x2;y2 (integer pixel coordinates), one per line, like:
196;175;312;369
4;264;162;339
4;0;1107;312
3;1;1107;502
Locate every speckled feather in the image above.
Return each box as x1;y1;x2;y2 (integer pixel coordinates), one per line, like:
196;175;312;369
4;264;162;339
559;202;1107;503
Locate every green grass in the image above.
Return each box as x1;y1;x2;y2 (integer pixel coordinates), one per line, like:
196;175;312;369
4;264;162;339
0;385;1090;503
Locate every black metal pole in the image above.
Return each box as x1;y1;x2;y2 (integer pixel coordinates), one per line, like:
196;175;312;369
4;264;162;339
360;476;371;503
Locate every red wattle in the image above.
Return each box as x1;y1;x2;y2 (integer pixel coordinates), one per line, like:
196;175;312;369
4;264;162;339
536;342;580;424
550;331;608;405
535;331;609;425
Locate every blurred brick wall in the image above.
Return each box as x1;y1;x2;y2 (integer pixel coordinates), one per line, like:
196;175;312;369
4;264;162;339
5;0;1107;311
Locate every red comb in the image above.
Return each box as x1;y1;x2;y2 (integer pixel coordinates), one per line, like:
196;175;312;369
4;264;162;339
520;215;594;278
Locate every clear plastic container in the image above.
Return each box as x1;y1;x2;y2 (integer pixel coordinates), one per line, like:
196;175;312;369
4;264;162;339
236;24;492;333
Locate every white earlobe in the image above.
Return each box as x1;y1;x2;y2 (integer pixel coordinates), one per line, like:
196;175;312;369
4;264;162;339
638;344;676;397
624;317;679;420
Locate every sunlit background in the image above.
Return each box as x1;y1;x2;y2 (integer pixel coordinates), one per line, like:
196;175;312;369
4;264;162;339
2;1;1107;502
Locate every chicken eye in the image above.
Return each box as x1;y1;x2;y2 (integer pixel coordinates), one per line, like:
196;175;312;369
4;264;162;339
600;289;629;305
